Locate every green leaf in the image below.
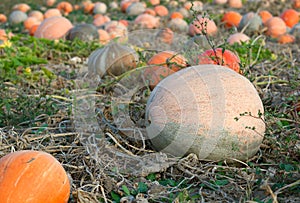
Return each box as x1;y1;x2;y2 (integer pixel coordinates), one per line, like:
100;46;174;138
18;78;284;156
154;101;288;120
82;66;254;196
110;191;121;203
137;182;148;193
122;185;131;196
146;173;156;181
214;179;229;186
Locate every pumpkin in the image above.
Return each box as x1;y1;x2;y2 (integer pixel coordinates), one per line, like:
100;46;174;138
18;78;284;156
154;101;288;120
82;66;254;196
88;42;139;77
197;48;241;73
23;16;41;30
293;0;300;8
221;11;242;29
35;16;73;40
145;65;265;161
44;8;62;19
214;0;228;4
277;33;295;44
150;0;160;6
93;2;107;14
126;2;146;16
280;9;299;28
83;1;95;14
189;16;218;36
46;0;56;7
154;5;169;17
0;150;70;203
66;24;99;42
104;21;128;42
134;13;160;28
29;24;39;36
12;3;31;13
265;17;287;38
93;14;111;27
184;1;203;12
147;50;188;72
228;0;243;8
144;51;187;89
170;11;184;19
120;0;136;13
167;18;188;34
97;29;110;44
143;66;177;90
28;10;44;22
227;32;250;45
258;10;273;25
155;28;174;44
8;10;28;25
0;14;7;23
56;1;73;16
238;12;262;34
144;8;156;16
119;19;129;27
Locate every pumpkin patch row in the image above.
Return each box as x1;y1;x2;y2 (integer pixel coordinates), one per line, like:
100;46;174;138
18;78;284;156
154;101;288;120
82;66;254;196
0;1;299;45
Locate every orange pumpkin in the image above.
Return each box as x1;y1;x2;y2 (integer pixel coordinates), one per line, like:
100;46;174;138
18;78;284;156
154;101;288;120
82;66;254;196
265;17;287;38
259;10;273;25
293;0;300;8
154;5;169;17
29;24;39;36
0;150;70;203
280;9;299;28
148;50;188;72
44;8;62;19
23;16;40;30
28;10;44;22
46;0;56;7
83;2;95;14
228;0;243;8
97;29;110;44
227;32;250;45
221;11;242;29
134;14;160;28
143;66;177;90
35;16;73;40
170;11;183;19
57;1;73;16
144;8;156;16
0;14;7;23
12;3;31;13
277;33;295;44
197;48;241;73
149;0;160;6
189;16;218;36
93;14;110;26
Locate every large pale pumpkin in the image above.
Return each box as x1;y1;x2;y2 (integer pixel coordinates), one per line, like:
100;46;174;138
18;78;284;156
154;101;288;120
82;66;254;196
34;16;73;40
0;150;70;203
145;65;265;161
88;42;139;77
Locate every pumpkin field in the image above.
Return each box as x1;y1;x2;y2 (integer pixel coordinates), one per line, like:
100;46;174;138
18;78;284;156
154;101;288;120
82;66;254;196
0;0;299;202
